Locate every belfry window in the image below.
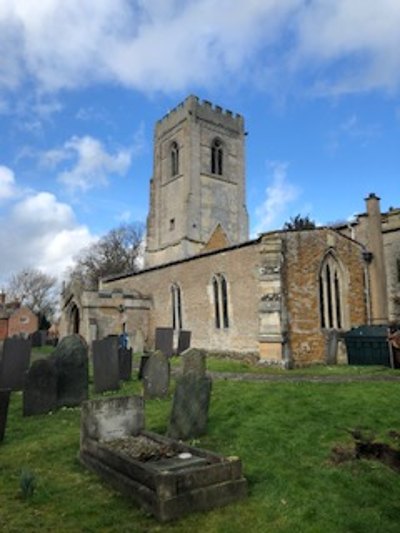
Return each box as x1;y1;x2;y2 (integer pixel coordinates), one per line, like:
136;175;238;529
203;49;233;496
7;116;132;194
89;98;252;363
171;141;179;177
213;274;229;329
211;139;223;175
319;254;344;329
171;283;182;330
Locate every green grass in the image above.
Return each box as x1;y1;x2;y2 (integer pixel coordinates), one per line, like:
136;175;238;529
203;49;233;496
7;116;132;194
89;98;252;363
1;365;400;532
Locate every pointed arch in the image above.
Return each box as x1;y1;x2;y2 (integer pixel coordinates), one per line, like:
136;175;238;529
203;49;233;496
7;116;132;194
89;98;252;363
171;141;179;177
171;283;182;330
319;251;347;329
212;273;229;329
211;138;223;175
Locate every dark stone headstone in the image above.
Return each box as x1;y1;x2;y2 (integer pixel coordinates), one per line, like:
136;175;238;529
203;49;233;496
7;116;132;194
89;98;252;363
0;389;11;442
92;337;120;394
142;351;170;399
118;347;133;381
23;358;57;416
176;330;191;355
155;327;174;358
0;338;31;391
30;330;42;348
138;353;150;380
168;373;212;441
51;334;89;408
181;348;206;377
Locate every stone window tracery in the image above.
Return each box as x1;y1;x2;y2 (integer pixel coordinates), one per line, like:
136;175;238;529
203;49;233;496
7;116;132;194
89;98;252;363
171;283;182;330
171;141;179;177
213;274;229;329
319;253;345;329
211;138;223;176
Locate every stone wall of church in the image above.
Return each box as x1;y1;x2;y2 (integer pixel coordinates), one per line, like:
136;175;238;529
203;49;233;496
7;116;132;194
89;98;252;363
105;241;262;355
283;229;367;366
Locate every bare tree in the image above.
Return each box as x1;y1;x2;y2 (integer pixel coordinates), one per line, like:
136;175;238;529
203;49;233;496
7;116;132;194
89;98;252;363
6;268;58;325
283;214;316;231
69;222;145;289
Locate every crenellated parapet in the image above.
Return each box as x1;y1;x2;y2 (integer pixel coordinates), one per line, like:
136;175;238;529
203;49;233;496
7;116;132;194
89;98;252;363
156;95;244;138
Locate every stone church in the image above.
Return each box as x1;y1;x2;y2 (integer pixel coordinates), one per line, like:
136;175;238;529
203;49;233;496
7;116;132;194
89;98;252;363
60;95;400;366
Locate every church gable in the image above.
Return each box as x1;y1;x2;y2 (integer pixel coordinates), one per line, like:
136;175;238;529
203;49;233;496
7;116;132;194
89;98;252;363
202;224;230;253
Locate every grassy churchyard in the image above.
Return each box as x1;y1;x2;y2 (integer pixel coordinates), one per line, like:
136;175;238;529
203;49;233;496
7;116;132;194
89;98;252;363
1;356;400;532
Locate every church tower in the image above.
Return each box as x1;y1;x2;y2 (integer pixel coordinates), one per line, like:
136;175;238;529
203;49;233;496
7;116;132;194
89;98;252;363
144;95;249;268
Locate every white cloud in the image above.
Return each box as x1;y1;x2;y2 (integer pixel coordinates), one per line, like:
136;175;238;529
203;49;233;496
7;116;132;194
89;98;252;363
42;135;132;194
293;0;400;95
2;0;399;98
0;165;17;201
0;191;95;285
253;161;300;235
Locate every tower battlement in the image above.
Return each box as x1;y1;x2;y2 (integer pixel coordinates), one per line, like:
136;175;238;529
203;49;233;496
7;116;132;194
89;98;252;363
156;95;244;136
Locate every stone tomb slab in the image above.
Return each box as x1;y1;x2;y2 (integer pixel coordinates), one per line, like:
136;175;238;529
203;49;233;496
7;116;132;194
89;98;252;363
0;389;11;442
80;426;248;522
155;327;174;358
23;358;57;416
142;351;170;399
0;338;31;391
92;337;120;394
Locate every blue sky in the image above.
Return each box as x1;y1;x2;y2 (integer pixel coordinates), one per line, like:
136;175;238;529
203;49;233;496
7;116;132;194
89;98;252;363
1;0;400;286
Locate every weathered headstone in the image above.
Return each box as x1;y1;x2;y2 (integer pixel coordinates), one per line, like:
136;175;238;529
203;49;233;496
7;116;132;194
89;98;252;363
118;346;133;381
181;348;206;376
81;396;145;444
168;373;212;441
155;327;174;358
23;358;57;416
142;350;170;399
176;330;191;355
0;389;11;442
92;337;120;394
51;334;89;408
0;338;31;391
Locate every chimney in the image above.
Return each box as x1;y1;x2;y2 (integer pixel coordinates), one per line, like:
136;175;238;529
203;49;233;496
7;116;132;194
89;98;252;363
365;193;388;324
0;292;5;306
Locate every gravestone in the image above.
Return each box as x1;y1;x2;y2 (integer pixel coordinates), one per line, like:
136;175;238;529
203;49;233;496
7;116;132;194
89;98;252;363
155;327;174;358
176;330;191;355
168;373;212;441
181;348;206;376
92;337;120;394
0;389;11;442
51;334;89;408
0;338;31;391
23;358;57;416
138;353;151;380
142;350;170;399
118;346;133;381
81;395;145;444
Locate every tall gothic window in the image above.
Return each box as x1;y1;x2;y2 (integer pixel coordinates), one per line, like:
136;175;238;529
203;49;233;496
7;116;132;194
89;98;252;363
213;274;229;329
319;253;344;329
211;139;223;175
171;283;182;330
171;141;179;177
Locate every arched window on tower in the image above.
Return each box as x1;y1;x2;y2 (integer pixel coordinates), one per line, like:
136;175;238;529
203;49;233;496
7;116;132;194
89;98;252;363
213;274;229;329
211;139;223;176
319;253;346;329
171;141;179;177
171;283;182;330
